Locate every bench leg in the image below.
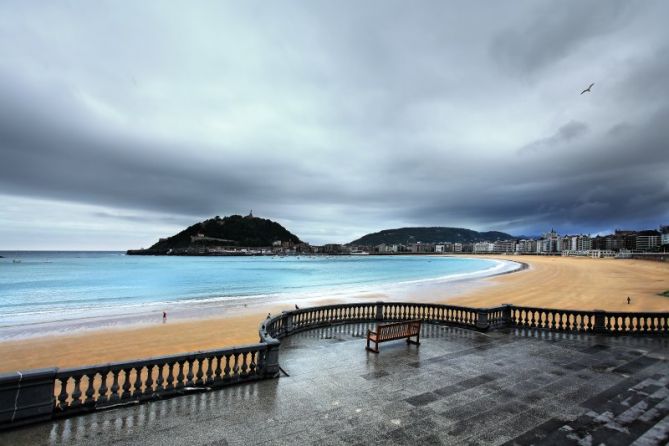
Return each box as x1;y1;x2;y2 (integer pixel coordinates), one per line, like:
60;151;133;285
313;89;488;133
406;334;420;346
366;337;379;353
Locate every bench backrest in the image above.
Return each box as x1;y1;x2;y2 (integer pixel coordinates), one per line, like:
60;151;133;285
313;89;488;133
377;319;421;341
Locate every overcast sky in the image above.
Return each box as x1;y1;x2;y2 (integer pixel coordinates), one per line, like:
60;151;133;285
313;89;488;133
1;1;668;249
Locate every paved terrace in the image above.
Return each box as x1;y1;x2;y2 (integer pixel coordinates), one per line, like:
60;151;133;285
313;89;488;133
2;323;669;446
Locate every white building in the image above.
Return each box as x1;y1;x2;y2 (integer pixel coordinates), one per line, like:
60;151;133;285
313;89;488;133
473;242;495;253
493;240;516;253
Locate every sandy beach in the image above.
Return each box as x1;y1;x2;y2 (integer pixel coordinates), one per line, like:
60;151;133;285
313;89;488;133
1;255;667;373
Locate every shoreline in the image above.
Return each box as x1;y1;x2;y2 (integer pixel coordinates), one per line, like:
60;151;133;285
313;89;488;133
0;256;519;341
0;255;667;372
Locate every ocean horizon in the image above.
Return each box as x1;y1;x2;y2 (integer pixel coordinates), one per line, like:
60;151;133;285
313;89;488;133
0;252;520;339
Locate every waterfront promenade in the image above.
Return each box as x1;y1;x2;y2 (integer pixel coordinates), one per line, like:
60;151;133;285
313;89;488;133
3;322;669;445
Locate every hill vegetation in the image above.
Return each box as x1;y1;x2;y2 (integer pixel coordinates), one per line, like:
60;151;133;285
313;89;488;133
349;227;514;246
127;214;302;255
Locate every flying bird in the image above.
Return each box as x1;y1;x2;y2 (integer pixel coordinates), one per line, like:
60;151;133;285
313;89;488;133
580;83;594;95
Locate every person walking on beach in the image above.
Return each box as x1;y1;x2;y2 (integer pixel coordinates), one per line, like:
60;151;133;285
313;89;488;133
163;311;167;322
627;296;631;305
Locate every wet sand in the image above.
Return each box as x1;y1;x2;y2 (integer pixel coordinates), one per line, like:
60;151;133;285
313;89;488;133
1;255;667;373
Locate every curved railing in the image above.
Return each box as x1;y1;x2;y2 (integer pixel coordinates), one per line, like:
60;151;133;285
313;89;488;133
3;301;668;430
260;301;669;344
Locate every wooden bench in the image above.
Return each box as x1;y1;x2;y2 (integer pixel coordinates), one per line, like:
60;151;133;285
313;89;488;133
366;319;422;353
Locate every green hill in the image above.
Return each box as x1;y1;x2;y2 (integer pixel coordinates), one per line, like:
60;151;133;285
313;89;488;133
348;227;514;246
128;214;302;255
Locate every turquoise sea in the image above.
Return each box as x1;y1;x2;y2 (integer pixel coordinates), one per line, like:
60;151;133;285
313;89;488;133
0;252;517;338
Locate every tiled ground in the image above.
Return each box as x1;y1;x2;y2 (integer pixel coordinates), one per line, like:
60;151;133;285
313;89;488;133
2;324;668;445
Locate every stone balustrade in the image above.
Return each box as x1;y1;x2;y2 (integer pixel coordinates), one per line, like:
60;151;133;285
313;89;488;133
259;301;668;343
1;342;279;429
2;301;668;430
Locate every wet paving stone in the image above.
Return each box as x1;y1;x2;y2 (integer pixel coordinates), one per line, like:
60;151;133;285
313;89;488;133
2;323;668;446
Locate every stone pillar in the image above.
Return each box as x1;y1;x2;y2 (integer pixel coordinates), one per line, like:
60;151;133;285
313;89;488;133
375;301;384;321
262;340;281;378
593;310;606;334
283;311;293;335
475;310;489;331
501;304;513;328
0;367;56;428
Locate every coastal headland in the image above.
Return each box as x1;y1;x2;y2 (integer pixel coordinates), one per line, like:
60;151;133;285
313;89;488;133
1;255;667;373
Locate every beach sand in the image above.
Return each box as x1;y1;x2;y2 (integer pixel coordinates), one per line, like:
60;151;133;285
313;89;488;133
1;255;667;373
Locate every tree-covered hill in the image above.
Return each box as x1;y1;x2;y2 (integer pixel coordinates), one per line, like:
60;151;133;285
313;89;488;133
128;214;302;255
348;227;514;246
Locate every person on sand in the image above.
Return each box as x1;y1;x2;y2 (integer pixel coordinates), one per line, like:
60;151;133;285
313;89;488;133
627;296;631;305
163;311;167;322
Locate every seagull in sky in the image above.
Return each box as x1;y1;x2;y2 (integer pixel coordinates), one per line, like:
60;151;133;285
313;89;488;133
580;83;594;95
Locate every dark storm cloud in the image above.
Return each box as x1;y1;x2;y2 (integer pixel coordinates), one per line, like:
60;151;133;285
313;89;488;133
0;0;668;248
405;103;669;234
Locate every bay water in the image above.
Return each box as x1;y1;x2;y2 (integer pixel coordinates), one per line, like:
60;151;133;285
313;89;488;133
0;252;517;338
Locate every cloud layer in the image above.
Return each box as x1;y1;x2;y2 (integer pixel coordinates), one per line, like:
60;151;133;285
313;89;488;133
0;1;668;248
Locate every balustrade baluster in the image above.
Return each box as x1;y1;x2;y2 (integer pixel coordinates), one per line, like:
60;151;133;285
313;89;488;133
110;370;121;401
98;371;109;404
233;353;240;377
144;365;155;396
57;377;69;410
206;358;214;384
186;359;195;386
121;368;132;399
71;376;82;407
165;362;175;390
176;360;185;389
249;352;257;375
224;354;232;379
133;367;143;398
241;352;249;377
196;359;205;385
84;373;96;406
